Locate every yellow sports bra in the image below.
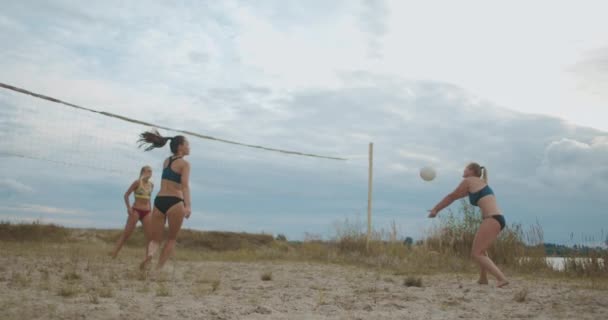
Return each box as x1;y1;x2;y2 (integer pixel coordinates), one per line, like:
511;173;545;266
134;182;152;200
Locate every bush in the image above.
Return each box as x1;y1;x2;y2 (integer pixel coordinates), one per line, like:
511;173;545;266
423;200;547;271
0;221;69;242
177;230;274;251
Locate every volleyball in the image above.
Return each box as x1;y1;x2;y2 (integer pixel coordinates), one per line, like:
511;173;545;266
420;166;436;181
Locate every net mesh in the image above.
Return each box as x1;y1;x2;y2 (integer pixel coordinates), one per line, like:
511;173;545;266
1;88;143;174
0;83;372;236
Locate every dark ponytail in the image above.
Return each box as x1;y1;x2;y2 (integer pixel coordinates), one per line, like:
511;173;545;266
138;129;171;151
138;129;185;154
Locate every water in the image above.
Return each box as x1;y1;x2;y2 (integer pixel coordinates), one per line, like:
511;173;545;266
545;257;605;271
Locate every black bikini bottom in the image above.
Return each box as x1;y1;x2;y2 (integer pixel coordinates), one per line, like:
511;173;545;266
485;214;506;231
154;196;184;215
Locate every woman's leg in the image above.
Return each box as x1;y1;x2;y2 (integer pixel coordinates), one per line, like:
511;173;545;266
140;208;165;270
471;219;508;287
478;251;488;284
140;213;153;258
111;212;139;258
155;202;185;270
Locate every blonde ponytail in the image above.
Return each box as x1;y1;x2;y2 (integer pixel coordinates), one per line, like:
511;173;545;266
467;162;488;183
480;166;488;183
138;165;152;191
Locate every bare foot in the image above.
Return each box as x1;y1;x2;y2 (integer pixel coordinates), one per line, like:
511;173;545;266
497;280;509;288
139;255;152;271
477;278;489;285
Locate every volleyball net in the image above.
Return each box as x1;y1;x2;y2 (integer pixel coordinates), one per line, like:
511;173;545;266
0;82;389;237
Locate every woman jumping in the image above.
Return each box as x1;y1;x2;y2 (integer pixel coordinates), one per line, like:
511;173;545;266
111;165;154;258
428;162;509;288
137;130;191;271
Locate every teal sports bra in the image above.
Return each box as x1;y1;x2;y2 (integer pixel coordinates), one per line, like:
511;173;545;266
468;185;494;206
162;156;182;184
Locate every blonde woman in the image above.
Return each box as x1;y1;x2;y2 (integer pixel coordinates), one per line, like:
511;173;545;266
111;165;154;258
428;163;509;288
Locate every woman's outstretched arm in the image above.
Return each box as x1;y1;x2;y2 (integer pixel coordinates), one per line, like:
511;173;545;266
429;179;469;217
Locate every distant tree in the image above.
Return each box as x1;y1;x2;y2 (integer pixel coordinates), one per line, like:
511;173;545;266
275;234;287;242
404;237;414;246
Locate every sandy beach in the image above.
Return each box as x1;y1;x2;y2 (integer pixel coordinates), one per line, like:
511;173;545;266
1;244;606;320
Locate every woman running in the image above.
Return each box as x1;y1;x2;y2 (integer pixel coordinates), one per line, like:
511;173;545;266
428;162;509;288
111;165;154;258
137;130;191;271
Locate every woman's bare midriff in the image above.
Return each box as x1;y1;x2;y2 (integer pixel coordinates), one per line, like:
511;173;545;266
133;198;151;211
477;196;501;218
468;178;501;218
157;180;184;199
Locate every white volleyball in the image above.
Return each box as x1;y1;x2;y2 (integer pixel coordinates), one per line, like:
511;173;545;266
420;166;436;181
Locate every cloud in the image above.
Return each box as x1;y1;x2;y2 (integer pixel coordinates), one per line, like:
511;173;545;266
0;215;94;227
569;46;608;99
537;137;608;190
1;1;608;243
398;150;440;164
358;0;389;58
0;179;34;194
0;203;97;227
0;204;93;216
3;67;608;242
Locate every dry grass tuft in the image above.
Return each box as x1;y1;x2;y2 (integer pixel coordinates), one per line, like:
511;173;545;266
423;201;549;273
88;294;100;304
10;272;32;288
156;283;171;297
58;285;79;298
514;288;528;303
563;251;608;277
261;271;273;281
211;279;221;292
192;271;221;295
317;291;327;306
98;286;114;298
39;268;50;281
63;271;81;281
403;276;423;287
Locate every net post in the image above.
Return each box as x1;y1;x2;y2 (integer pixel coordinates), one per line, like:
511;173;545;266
367;142;374;252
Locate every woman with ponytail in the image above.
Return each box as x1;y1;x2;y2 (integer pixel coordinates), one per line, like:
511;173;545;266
111;165;154;258
137;129;191;271
428;162;509;288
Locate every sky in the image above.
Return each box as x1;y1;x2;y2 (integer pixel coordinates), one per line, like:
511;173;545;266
0;0;607;245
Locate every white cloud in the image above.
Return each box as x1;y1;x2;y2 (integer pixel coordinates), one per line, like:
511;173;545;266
0;179;34;194
0;204;93;216
378;0;608;131
0;214;94;227
358;0;389;58
1;1;607;242
537;137;608;190
398;150;440;164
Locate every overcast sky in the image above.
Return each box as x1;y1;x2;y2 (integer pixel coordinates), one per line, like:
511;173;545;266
1;0;607;245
